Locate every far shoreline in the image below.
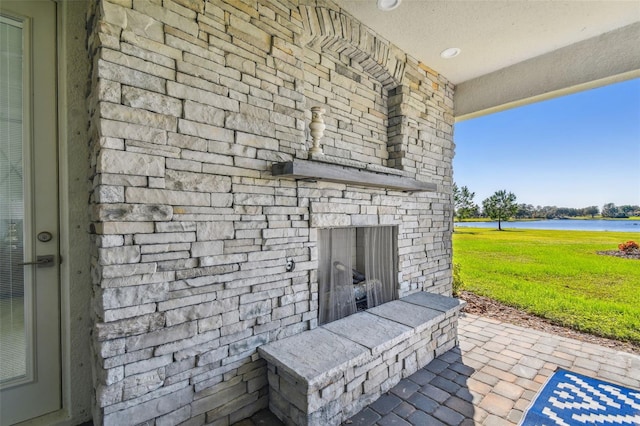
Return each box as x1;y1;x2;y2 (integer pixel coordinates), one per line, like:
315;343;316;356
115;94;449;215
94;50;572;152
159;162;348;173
454;216;640;223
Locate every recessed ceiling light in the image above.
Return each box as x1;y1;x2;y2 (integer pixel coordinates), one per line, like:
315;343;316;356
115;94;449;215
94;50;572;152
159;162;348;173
377;0;402;11
440;47;461;59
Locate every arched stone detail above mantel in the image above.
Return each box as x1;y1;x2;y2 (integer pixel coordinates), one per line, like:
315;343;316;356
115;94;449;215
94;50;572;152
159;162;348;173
298;5;406;90
298;5;414;170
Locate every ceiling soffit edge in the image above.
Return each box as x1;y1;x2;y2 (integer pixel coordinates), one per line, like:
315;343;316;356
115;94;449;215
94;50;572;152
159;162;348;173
455;22;640;121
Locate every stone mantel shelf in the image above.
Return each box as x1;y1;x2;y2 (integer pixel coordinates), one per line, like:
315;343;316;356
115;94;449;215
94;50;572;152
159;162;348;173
271;159;437;193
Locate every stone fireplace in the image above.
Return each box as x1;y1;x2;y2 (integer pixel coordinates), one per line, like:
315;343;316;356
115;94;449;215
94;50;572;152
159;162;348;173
86;1;457;425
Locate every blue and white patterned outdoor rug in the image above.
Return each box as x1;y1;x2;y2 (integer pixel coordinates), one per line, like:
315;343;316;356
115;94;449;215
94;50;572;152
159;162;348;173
519;368;640;425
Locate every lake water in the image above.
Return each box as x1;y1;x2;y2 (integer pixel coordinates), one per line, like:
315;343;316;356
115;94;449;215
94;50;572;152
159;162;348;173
454;219;640;233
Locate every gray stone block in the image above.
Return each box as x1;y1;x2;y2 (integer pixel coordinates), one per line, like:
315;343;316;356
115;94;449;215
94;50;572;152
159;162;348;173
323;312;412;356
97;149;164;177
191;379;246;416
94;203;173;222
126;321;197;351
124;353;172;377
167;81;239;112
103;303;157;322
259;328;369;391
102;282;168;309
100;262;157;279
191;240;223;257
132;0;199;36
99;101;177;131
103;386;194;425
98;245;141;265
94;185;125;203
155;405;191;426
125;187;210;207
159;329;221;359
184;100;226;126
97;60;165;94
134;231;196;245
122;86;182;117
401;292;465;313
178;118;234;144
94;313;165;342
367;301;443;332
196;346;229;367
165;169;231;193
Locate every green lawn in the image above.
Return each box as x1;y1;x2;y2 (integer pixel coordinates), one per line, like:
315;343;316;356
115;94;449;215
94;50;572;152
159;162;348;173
453;228;640;344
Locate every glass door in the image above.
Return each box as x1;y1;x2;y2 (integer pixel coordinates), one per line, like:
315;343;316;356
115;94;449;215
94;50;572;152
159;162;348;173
0;1;60;424
0;12;28;385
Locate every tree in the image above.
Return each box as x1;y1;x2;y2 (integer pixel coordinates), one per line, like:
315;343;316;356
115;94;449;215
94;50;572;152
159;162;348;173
515;203;533;219
556;207;579;218
620;205;638;218
453;184;478;221
583;206;599;218
482;190;518;230
602;203;618;218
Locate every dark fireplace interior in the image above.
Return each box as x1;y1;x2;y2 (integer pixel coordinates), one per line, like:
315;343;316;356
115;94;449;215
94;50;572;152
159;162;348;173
318;226;398;325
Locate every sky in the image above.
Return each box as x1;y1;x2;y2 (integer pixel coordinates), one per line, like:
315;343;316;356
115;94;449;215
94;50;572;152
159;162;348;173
453;78;640;210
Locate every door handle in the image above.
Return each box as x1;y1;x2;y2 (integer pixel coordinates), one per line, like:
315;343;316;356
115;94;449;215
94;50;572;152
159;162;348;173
18;255;55;268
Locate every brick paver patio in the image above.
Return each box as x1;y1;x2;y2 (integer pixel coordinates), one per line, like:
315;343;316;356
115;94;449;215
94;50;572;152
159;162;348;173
237;313;640;426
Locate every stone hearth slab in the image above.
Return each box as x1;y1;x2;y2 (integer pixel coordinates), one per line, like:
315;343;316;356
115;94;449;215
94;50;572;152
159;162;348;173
323;312;413;356
401;291;465;312
258;327;369;389
366;300;443;332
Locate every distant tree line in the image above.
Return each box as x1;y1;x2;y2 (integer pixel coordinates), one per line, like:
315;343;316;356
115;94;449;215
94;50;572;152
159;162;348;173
601;203;640;218
453;183;640;225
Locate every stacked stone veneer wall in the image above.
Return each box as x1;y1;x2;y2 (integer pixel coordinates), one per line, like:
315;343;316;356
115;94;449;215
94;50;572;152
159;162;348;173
87;0;455;425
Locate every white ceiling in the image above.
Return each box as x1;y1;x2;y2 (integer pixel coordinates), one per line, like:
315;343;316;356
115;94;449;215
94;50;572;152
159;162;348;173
340;0;640;118
340;0;639;84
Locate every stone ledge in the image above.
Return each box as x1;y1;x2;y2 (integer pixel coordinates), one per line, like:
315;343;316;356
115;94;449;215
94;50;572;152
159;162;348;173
271;159;437;193
258;292;465;425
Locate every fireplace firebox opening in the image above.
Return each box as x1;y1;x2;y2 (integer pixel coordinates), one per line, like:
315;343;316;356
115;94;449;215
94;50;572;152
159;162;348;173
318;226;398;325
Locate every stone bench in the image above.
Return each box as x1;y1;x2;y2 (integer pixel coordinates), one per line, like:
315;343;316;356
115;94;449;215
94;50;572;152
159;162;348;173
258;292;466;426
